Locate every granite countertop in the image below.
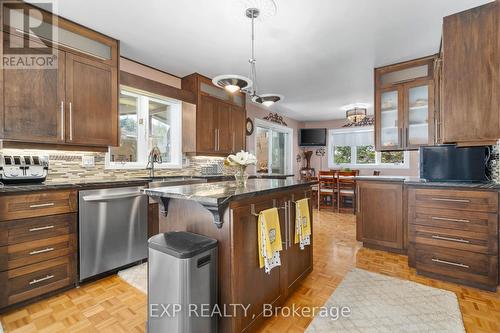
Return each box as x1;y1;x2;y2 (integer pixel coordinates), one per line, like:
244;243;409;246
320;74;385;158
143;178;316;207
0;178;151;194
355;176;500;190
355;176;409;182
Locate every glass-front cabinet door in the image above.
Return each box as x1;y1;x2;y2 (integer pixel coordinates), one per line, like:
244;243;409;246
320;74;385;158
405;82;433;149
377;88;402;150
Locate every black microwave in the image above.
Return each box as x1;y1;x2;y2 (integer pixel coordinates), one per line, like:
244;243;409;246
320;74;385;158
420;145;488;182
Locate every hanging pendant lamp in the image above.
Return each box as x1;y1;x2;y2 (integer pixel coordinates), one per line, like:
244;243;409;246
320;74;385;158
212;2;283;107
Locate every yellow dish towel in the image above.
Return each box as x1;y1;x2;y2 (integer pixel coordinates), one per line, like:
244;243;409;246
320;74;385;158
257;207;283;273
295;198;311;250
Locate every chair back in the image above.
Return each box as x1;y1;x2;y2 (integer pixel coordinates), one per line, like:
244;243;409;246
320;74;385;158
337;170;356;190
318;170;336;190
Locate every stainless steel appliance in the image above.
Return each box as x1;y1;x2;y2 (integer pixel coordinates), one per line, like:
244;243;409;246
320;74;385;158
79;186;148;281
0;154;48;184
148;232;218;333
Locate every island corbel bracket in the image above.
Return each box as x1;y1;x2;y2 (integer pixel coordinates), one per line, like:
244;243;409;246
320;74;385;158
204;204;226;229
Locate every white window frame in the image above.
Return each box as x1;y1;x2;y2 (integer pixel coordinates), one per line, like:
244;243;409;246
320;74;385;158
105;86;183;169
328;127;410;169
254;118;293;175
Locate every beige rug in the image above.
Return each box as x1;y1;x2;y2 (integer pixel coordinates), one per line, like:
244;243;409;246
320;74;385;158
117;263;148;294
306;268;465;333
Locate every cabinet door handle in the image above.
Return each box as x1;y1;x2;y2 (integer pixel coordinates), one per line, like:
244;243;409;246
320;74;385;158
405;127;409;146
431;235;470;244
431;216;470;223
29;202;55;208
29;247;55;255
284;201;288;249
431;197;470;203
214;129;218;151
431;258;469;269
60;101;65;140
29;274;55;285
69;102;73;141
232;132;235;152
29;225;54;232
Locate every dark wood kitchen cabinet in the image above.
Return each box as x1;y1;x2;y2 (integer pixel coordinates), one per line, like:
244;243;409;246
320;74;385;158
374;56;436;151
0;189;78;310
441;1;500;146
182;73;247;156
158;184;314;332
65;54;118;146
0;2;119;150
356;180;405;253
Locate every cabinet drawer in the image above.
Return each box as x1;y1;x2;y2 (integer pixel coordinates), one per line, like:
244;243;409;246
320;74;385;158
409;188;498;212
416;245;497;288
0;234;76;272
409;206;496;234
0;213;76;246
0;190;77;221
411;224;496;255
0;255;76;308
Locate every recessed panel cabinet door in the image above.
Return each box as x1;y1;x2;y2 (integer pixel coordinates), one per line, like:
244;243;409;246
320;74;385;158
216;101;232;153
231;106;246;153
65;53;118;146
356;181;404;250
0;34;65;143
197;95;216;153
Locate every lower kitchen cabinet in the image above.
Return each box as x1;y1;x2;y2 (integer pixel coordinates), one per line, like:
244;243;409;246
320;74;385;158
408;186;499;291
0;190;78;310
158;184;314;333
356;180;405;253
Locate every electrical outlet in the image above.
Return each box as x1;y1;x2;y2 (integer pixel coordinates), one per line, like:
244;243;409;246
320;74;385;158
81;155;95;168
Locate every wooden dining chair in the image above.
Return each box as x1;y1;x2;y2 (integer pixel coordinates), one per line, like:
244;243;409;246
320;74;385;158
337;170;357;214
318;170;337;211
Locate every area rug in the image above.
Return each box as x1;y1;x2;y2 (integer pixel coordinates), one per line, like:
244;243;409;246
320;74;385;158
306;268;465;333
117;263;147;294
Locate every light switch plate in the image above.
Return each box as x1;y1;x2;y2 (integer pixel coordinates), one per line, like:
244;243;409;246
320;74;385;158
82;155;95;168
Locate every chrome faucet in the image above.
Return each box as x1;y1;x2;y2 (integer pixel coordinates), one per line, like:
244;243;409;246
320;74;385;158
146;146;162;178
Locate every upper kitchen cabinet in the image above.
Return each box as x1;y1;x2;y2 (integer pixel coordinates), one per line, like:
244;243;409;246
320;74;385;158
0;2;119;150
441;2;499;146
182;73;246;156
375;56;436;151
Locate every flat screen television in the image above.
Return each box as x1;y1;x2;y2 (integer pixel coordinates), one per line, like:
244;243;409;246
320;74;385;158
299;128;327;147
420;145;488;182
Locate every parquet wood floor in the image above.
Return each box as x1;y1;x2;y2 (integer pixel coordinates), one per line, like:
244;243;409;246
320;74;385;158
1;211;499;332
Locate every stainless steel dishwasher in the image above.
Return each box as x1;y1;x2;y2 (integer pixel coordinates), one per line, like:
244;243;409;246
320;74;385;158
79;186;148;281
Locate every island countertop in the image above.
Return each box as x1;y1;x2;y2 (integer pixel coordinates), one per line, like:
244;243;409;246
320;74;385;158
143;178;317;207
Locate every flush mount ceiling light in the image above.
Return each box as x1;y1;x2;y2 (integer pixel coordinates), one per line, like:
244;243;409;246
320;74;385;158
346;107;367;123
213;1;283;107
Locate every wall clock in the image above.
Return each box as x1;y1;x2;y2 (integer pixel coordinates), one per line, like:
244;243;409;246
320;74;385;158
246;117;254;136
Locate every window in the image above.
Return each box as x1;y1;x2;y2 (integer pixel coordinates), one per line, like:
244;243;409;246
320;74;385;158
328;127;408;168
254;119;293;175
106;87;182;169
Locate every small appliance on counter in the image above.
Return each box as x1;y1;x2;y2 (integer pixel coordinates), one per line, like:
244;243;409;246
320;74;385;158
0;154;49;184
420;145;488;182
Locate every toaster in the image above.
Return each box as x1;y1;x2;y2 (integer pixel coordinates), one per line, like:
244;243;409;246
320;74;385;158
0;154;49;184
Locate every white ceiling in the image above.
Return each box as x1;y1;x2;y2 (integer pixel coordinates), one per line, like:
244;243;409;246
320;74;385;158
47;0;492;121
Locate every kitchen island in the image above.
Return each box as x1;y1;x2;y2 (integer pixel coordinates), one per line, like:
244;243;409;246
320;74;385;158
144;179;316;333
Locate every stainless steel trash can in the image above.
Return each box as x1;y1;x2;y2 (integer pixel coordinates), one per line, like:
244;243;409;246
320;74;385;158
148;231;218;333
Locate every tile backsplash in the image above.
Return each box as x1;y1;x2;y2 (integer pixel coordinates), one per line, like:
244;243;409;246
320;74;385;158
1;149;229;183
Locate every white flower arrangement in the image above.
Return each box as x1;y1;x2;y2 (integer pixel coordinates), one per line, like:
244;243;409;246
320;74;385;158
225;151;257;167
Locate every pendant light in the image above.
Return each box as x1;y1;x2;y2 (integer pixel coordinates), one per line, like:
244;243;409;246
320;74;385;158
212;2;283;107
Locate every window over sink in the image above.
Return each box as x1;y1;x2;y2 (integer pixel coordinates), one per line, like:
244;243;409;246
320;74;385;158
106;86;182;169
328;127;409;169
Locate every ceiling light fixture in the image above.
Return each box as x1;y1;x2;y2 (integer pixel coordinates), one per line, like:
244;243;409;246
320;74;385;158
346;107;367;123
212;1;283;107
